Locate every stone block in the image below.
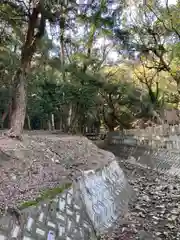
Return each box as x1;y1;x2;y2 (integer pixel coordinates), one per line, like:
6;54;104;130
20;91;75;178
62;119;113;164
77;160;132;234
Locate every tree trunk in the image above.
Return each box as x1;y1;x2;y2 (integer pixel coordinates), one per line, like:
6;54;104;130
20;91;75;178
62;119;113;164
7;69;27;139
59;7;66;81
51;113;55;131
1;111;8;129
67;104;72;130
107;125;115;132
59;115;63;131
8;98;12;129
27;114;31;130
6;3;45;139
48;119;52;131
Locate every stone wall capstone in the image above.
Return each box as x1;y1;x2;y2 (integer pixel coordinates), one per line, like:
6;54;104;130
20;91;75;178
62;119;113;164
123;124;180;138
106;124;180;150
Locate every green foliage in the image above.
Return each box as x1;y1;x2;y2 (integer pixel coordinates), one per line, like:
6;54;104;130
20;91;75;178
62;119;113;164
0;0;180;131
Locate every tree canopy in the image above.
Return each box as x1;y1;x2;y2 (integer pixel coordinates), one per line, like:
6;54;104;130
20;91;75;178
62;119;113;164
0;0;180;137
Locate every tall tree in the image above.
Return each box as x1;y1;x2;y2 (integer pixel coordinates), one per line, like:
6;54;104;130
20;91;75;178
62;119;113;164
0;1;50;138
127;1;180;92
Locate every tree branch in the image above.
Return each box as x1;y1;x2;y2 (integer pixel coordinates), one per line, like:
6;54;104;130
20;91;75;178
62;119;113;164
1;0;28;17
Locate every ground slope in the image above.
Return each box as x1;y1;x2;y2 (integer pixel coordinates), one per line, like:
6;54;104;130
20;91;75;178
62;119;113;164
0;132;114;211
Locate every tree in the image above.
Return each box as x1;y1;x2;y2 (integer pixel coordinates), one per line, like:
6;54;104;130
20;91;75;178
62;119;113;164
98;64;137;130
0;0;57;138
1;0;179;136
126;1;180;92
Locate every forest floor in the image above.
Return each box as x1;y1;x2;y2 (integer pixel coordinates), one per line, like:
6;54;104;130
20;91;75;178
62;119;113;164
102;157;180;240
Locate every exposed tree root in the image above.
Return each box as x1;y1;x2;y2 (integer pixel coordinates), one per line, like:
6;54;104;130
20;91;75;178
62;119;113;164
4;129;23;141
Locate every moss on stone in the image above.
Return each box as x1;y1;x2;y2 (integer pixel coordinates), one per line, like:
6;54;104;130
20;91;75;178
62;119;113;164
20;200;38;209
19;182;72;210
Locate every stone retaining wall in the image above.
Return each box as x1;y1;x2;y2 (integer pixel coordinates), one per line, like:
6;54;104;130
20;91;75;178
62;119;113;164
103;143;180;178
0;159;132;240
104;126;180;178
123;124;180;137
107;128;180;150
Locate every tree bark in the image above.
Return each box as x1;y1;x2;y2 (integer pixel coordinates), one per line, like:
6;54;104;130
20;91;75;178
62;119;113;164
1;111;8;129
107;125;115;132
48;119;52;131
51;113;55;131
8;94;12;129
7;69;27;139
27;114;31;130
67;104;72;130
59;12;65;81
6;3;45;139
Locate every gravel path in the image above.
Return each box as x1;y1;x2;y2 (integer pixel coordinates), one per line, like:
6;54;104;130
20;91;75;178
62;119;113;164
102;158;180;240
